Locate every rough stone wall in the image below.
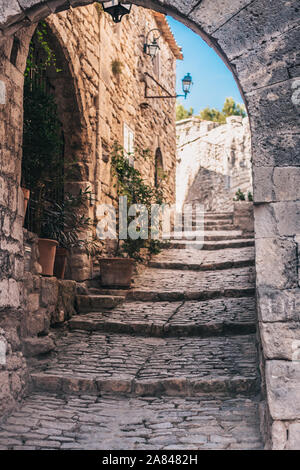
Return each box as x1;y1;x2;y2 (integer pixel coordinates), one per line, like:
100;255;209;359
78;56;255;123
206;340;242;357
0;3;179;417
46;4;178;279
22;230;77;358
0;0;299;449
176;116;252;212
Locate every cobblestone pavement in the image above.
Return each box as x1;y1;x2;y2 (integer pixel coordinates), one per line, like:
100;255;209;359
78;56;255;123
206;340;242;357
0;394;262;450
0;214;262;449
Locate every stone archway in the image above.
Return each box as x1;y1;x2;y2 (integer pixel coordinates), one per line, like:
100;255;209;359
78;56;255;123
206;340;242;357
21;20;93;281
0;0;299;449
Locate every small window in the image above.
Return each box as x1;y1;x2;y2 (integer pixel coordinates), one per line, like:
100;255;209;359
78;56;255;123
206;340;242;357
123;123;135;166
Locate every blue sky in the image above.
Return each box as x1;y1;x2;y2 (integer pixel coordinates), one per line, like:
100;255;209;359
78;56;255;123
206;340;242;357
167;16;244;114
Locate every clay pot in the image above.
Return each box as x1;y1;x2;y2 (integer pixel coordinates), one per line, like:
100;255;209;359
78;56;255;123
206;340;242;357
38;238;58;276
54;247;68;280
99;258;135;288
21;188;30;218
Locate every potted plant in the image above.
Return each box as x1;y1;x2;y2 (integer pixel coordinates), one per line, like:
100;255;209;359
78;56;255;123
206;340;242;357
98;144;165;289
41;188;93;279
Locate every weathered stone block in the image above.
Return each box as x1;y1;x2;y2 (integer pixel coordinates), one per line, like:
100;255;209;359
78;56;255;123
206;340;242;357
247;80;300;135
271;421;287;450
273;167;300;202
52;280;76;324
0;371;10;402
40;277;58;307
212;0;297;60
24;312;50;337
231;25;298;94
0;0;23;27
253;167;273;203
287;422;300;450
234;201;254;234
0;335;7;365
3;327;20;352
257;288;300;323
260;322;300;360
0;80;5;104
256;237;298;290
0;279;20;308
266;360;300;420
255;202;300;238
0;175;9;206
22;336;55;357
190;0;254;35
27;293;39;313
252;131;300;168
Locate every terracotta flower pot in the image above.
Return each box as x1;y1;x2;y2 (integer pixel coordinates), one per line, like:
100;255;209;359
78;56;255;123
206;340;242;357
99;258;135;289
21;187;30;218
38;238;58;276
54;247;68;280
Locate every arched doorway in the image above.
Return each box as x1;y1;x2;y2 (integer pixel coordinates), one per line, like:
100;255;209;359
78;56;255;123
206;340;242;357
21;20;93;282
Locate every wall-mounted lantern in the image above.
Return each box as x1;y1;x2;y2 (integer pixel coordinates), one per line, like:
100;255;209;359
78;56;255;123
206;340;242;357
144;28;161;60
181;73;193;99
102;1;132;23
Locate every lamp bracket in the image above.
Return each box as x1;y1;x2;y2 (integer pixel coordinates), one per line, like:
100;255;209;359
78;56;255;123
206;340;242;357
144;72;181;99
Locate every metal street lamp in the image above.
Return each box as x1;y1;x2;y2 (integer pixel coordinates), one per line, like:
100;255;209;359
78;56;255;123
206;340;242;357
102;1;132;23
181;73;193;99
144;28;161;60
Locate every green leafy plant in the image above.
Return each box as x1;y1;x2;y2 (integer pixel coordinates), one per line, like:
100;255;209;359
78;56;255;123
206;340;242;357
31;188;93;249
248;191;253;202
110;144;165;261
234;189;246;201
25;22;62;79
111;60;123;76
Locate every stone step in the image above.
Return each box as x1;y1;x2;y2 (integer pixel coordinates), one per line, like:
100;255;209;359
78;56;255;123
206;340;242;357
85;280;128;297
29;332;259;397
168;239;255;250
174;224;236;232
149;258;254;271
76;295;124;313
149;246;255;271
128;266;255;301
69;297;256;337
188;213;234;221
88;288;127;297
204;224;236;231
0;392;263;450
164;230;245;241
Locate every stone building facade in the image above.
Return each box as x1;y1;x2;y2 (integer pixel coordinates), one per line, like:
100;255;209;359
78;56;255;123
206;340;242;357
0;0;299;450
0;3;181;418
176;115;252;212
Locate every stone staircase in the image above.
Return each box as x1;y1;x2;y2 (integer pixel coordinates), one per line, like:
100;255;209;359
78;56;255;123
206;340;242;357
0;212;263;450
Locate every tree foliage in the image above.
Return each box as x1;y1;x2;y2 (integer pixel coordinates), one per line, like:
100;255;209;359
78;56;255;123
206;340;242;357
198;97;246;123
176;103;194;121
